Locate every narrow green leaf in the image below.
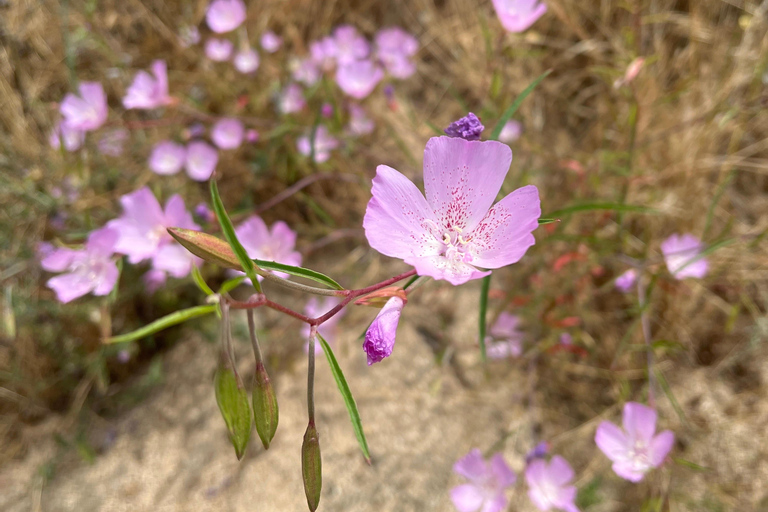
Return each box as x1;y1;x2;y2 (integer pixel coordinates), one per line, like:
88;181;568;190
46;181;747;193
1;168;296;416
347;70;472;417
253;259;343;290
703;170;736;239
545;202;658;219
214;366;253;460
654;368;688;427
191;265;214;296
210;179;263;293
478;275;491;362
672;457;710;472
104;305;217;344
490;69;552;140
537;218;558;225
218;276;246;295
317;333;371;464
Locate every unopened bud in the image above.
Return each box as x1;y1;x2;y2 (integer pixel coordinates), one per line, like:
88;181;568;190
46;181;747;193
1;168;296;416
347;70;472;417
252;362;279;449
214;365;253;460
301;421;322;511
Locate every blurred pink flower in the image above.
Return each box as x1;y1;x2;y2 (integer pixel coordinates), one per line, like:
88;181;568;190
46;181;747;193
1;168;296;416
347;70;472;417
486;312;524;359
234;48;260;73
49;121;85;152
445;112;484;141
42;227;119;303
246;128;259;142
148;140;186;175
498;120;522;143
363;136;541;285
206;0;246;33
297;126;339;163
450;448;516;512
143;269;167;293
185;141;218;181
123;60;172;110
260;31;282;53
310;36;338;71
347;104;374;136
332;25;370;66
660;233;708;279
374;27;418;79
335;60;384;99
525;456;579;512
492;0;547;33
302;297;344;354
321;102;334;118
211;118;244;149
60;82;108;131
292;57;321;86
363;296;404;365
152;242;200;279
614;268;637;292
98;128;129;157
235;215;302;281
595;402;674;482
278;83;306;114
205;38;234;61
107;187;199;265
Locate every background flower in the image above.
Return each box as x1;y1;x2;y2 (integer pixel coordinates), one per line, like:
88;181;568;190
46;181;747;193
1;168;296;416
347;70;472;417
206;0;246;33
450;449;516;512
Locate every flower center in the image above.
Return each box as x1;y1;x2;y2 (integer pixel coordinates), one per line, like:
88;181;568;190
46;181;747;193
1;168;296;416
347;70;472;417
628;440;651;471
424;220;475;263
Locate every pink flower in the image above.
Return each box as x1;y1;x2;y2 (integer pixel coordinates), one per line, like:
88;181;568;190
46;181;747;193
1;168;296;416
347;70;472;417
211;118;244;149
321;102;334;118
152;243;199;278
297;126;339;163
363;136;541;286
148;141;186;175
363;296;404;365
347;104;374;136
486;312;524;359
278;83;306;114
205;38;234;61
98;128;129;157
107;187;199;265
206;0;246;33
260;31;282;53
492;0;547;33
660;233;708;279
374;27;418;79
310;36;338;71
335;60;384;99
614;268;637;292
302;297;344;354
595;402;675;482
49;121;85;152
445;113;484;141
332;25;370;66
525;456;579;512
234;48;260;73
450;449;516;512
42;227;119;303
292;57;321;86
60;82;108;131
498;120;522;143
246;129;259;142
234;215;302;281
185;141;218;181
123;60;172;110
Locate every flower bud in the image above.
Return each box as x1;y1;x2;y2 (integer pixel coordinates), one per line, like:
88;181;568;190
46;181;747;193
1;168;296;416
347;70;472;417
252;362;279;449
362;296;404;365
214;365;253;460
301;422;322;511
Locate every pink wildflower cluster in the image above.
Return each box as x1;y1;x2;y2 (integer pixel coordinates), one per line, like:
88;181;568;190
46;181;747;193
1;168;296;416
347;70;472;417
50;82;108;152
201;0;268;74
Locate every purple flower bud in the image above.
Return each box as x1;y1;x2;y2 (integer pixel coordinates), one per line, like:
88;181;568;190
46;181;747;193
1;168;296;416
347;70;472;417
321;103;333;118
206;0;246;34
211;118;244;149
185;141;218;181
260;31;282;53
246;129;259;143
444;112;484;141
363;296;404;365
233;48;260;74
194;202;215;223
205;38;234;61
525;441;550;464
148;140;186;175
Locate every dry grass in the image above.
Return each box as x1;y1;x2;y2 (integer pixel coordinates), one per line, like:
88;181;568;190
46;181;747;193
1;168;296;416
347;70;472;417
1;0;768;510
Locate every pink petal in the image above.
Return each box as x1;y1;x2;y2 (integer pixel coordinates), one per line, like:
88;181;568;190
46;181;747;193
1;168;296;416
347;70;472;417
649;430;675;467
41;248;78;272
363;165;442;261
552;485;578;511
489;453;516;487
422;137;512;233
481;493;507;512
47;272;94;303
92;261;120;296
450;484;484;512
453;449;488;481
185;141;218;181
623;402;657;443
612;460;646;482
524;459;547;488
595;421;629;462
86;227;119;257
164;195;199;231
406;255;490;286
152;244;195;278
547;455;575;486
469;184;540;268
235;215;270;258
151;60;169;101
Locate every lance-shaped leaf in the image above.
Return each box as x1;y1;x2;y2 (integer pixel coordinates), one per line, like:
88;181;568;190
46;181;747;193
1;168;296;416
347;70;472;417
252;362;279;449
490;69;552;140
214;364;253;460
302;421;322;512
317;333;371;464
104;305;217;344
478;275;491;362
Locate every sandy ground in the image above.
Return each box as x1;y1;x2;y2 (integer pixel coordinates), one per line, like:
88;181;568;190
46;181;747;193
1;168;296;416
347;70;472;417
2;283;767;512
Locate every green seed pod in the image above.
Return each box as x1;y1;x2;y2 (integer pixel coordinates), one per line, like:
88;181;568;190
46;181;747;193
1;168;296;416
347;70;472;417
252;362;279;449
214;365;252;460
301;421;322;511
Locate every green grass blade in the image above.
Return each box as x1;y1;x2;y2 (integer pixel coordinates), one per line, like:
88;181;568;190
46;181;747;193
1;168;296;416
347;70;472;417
490;69;552;140
253;259;344;290
478;274;491;362
317;333;371;464
209;180;262;293
104;305;217;344
537;218;557;225
191;265;214;296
